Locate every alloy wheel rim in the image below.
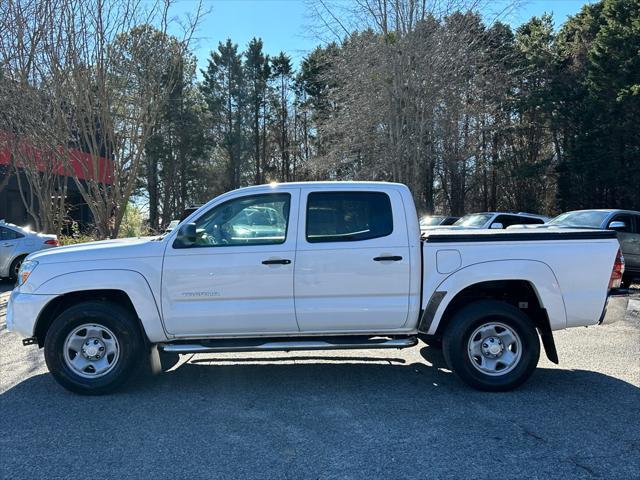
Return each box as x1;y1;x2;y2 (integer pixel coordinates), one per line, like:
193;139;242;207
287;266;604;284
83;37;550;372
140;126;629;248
467;321;522;376
63;324;120;379
13;260;21;278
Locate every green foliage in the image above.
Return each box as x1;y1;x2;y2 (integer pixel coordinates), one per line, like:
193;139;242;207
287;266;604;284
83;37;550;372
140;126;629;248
200;39;247;190
554;0;640;210
297;43;339;119
119;203;148;238
143;48;210;231
59;234;97;246
198;37;312;189
59;221;97;245
244;38;270;184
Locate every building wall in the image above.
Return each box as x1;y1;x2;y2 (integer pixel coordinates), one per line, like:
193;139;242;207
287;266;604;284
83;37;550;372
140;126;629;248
0;167;94;233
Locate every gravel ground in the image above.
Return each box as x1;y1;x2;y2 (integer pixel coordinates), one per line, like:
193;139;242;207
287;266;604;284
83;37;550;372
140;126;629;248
1;280;638;479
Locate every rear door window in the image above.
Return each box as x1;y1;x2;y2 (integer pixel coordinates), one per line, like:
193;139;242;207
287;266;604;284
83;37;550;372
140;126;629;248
306;192;393;243
0;227;23;240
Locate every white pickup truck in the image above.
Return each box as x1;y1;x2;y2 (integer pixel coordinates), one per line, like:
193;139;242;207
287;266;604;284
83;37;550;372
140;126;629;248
7;182;629;394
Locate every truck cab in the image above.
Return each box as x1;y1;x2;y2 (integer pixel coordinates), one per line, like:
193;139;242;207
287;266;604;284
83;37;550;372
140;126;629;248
163;182;419;336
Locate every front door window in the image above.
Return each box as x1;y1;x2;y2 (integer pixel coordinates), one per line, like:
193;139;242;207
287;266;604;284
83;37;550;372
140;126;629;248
190;193;290;247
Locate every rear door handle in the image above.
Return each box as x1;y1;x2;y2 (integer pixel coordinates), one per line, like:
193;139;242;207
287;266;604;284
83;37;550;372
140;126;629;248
373;256;403;262
262;259;291;265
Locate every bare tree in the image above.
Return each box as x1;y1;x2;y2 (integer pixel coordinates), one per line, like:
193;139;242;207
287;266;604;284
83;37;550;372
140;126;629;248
0;1;70;233
0;0;203;238
307;0;519;214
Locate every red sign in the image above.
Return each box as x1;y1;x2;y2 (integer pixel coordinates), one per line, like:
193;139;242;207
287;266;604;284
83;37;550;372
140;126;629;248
0;132;112;184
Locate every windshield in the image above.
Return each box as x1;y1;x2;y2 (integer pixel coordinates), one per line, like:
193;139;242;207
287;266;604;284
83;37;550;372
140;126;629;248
420;215;445;226
453;214;493;227
548;211;608;228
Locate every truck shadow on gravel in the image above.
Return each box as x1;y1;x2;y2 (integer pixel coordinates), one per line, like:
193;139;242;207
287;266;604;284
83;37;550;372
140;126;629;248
2;348;638;403
1;353;639;477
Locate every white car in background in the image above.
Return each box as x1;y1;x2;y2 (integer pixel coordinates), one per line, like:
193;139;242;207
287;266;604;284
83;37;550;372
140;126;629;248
0;220;58;281
427;212;549;231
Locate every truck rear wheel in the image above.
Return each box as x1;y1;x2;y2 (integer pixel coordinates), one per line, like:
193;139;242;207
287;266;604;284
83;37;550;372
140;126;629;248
442;300;540;391
44;301;144;395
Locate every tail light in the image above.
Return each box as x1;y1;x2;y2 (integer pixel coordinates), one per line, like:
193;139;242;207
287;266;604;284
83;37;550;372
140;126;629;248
608;248;625;290
44;238;59;246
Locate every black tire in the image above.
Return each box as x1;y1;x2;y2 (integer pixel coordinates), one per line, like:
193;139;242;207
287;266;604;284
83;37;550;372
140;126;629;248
140;346;180;377
9;255;26;281
44;301;145;395
421;335;443;349
442;300;540;392
159;351;181;371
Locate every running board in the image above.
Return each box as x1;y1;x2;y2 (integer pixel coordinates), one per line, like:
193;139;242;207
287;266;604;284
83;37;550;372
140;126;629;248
160;336;418;354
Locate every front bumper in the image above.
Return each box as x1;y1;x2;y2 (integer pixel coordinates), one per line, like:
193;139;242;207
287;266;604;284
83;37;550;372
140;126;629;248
6;289;58;339
599;289;629;325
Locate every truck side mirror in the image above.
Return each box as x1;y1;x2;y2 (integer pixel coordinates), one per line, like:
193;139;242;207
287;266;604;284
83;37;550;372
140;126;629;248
490;222;504;230
608;221;626;231
175;222;197;247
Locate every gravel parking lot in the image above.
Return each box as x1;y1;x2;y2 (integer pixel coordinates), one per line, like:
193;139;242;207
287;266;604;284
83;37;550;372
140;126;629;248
1;280;638;479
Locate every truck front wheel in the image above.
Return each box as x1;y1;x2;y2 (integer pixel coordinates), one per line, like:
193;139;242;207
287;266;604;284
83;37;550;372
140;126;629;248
44;301;145;395
442;300;540;391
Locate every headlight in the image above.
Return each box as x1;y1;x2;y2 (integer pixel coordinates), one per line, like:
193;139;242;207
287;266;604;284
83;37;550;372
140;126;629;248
17;260;38;286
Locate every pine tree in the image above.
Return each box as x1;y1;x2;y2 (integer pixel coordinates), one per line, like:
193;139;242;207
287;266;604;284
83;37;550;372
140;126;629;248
244;38;270;184
201;39;245;189
555;0;640;209
271;52;293;181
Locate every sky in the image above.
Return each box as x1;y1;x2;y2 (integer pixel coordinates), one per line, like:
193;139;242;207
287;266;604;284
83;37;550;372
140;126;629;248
169;0;597;73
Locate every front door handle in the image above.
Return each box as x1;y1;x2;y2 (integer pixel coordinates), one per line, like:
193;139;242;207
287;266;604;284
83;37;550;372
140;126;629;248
262;259;291;265
2;243;12;247
373;256;403;262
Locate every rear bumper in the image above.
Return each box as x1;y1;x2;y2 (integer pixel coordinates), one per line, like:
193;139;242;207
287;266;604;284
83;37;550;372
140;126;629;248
599;289;629;325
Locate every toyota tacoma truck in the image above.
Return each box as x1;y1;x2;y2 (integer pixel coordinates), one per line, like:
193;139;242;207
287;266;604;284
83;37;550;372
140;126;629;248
6;182;629;394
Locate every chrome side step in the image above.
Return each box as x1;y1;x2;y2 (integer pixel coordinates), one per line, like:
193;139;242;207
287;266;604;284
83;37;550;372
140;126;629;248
160;336;418;354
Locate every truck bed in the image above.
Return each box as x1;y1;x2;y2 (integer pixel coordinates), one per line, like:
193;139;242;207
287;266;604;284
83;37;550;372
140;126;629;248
421;228;619;332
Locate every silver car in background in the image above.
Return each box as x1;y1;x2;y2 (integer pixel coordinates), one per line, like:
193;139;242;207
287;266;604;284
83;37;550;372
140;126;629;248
435;212;549;230
0;220;58;281
546;210;640;286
